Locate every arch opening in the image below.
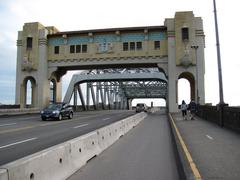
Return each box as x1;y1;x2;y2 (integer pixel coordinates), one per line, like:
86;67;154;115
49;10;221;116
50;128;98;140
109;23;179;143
23;77;36;108
132;98;166;107
26;80;32;106
50;79;57;104
178;72;195;105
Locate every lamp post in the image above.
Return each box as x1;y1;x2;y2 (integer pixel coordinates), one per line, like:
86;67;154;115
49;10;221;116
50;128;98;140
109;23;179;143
213;0;227;127
213;0;224;105
191;45;199;104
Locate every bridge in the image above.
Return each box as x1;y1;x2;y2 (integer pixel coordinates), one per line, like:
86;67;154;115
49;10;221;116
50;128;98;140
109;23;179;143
1;10;239;180
15;11;205;113
63;68;168;111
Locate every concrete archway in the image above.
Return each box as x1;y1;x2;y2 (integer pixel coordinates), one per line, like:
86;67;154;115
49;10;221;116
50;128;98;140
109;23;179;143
50;79;57;103
178;72;195;102
21;76;37;108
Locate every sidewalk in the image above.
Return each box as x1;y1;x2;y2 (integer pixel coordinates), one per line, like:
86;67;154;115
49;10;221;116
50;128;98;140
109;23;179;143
171;112;240;179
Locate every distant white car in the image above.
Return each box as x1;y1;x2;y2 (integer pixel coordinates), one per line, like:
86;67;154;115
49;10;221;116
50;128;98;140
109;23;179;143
136;103;148;113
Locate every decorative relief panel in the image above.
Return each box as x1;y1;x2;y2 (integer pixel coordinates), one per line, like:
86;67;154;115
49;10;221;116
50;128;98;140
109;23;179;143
21;53;36;71
96;42;113;53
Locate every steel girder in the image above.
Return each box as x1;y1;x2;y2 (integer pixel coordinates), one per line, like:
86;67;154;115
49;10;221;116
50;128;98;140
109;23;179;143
64;68;168;107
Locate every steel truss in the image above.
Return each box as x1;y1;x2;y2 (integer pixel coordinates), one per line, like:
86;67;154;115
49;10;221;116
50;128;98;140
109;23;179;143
64;68;168;111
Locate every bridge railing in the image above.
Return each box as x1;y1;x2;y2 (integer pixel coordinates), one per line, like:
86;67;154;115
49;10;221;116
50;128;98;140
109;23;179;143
222;106;240;132
196;105;220;124
197;105;240;132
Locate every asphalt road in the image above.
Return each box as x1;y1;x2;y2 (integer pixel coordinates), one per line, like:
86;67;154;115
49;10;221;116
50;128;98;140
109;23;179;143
0;110;135;166
68;111;180;180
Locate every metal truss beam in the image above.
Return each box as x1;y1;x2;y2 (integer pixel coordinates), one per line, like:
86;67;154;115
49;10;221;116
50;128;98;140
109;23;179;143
64;68;168;110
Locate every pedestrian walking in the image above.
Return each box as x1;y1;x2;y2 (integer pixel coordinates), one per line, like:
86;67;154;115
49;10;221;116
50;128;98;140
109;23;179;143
181;100;188;120
189;100;197;120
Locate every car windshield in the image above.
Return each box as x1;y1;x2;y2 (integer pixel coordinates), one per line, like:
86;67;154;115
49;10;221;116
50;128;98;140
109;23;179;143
136;104;144;107
46;104;63;110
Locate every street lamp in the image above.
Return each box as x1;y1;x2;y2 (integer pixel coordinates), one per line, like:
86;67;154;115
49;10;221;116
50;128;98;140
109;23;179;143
213;0;224;105
191;45;199;104
213;0;227;127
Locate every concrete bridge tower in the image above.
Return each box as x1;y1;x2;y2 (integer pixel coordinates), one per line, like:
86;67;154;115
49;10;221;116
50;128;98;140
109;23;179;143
15;23;62;108
165;11;205;112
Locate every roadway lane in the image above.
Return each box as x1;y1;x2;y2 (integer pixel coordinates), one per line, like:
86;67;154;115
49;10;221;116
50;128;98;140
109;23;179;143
68;111;180;180
0;110;135;166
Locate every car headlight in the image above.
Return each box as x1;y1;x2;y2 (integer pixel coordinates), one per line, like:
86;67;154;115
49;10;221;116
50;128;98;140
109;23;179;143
52;110;60;114
41;111;44;114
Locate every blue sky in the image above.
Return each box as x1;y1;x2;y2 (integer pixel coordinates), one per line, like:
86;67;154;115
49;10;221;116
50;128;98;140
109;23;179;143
0;0;240;106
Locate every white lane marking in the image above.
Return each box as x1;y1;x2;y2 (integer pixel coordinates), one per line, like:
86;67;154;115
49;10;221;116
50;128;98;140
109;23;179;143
0;123;17;127
102;118;110;121
0;137;38;149
40;124;49;127
206;135;214;140
14;117;36;121
73;124;89;129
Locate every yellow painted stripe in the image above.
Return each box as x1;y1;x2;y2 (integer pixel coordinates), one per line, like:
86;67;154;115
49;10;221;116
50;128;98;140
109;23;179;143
169;113;202;179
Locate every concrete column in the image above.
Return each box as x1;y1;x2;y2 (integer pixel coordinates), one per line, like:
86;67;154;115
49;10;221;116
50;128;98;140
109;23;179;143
128;99;132;110
37;29;50;109
166;21;178;113
15;31;23;106
32;82;37;107
20;83;26;108
196;32;205;105
56;81;62;102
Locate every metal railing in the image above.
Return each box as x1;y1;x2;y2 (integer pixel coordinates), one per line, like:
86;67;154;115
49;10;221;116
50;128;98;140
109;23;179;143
197;105;240;132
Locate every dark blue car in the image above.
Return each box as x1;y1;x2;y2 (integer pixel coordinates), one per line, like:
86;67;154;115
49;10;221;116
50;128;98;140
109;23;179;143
41;103;73;121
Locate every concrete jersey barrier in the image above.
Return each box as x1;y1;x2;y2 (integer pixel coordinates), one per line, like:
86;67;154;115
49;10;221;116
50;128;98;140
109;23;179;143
0;108;39;116
0;169;8;180
0;112;147;180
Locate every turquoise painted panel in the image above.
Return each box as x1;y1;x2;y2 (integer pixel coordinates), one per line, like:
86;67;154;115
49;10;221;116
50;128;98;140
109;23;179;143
48;36;90;46
94;35;117;43
149;32;166;41
68;36;90;45
48;38;64;46
121;33;145;42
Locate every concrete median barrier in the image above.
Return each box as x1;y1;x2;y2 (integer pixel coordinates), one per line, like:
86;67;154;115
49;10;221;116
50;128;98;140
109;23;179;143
0;112;146;180
3;143;73;180
0;108;39;116
0;169;8;180
68;131;101;176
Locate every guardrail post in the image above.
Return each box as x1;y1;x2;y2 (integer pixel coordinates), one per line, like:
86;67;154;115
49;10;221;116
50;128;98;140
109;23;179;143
217;103;228;127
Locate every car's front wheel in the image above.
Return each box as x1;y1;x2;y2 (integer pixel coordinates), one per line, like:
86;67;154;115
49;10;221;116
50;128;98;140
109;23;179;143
58;114;63;121
68;112;73;119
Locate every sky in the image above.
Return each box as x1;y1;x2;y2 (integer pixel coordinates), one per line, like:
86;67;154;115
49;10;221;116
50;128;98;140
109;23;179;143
0;0;239;106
